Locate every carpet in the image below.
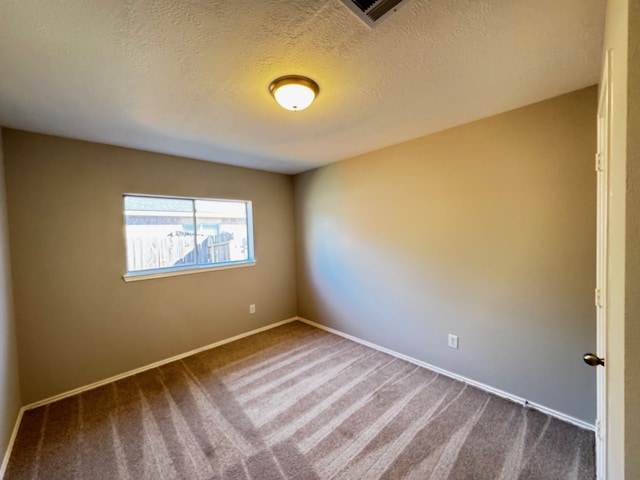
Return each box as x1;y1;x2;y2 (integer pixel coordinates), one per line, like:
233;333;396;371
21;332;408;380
4;321;595;479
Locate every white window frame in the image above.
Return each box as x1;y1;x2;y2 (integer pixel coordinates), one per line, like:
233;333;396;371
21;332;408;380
122;194;255;282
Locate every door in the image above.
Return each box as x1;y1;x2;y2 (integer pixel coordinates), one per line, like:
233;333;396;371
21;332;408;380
593;48;611;480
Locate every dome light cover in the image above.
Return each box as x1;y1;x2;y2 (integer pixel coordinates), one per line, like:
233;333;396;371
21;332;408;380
269;76;319;111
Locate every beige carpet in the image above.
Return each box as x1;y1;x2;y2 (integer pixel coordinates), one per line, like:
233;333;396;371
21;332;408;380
4;321;594;479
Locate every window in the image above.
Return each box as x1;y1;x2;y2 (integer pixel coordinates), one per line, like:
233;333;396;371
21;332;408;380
123;194;254;280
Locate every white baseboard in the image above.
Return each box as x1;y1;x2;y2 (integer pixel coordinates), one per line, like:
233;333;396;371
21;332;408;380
297;317;595;432
24;317;299;411
0;406;26;479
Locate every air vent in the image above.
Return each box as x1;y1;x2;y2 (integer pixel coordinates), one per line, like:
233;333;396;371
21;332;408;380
339;0;407;27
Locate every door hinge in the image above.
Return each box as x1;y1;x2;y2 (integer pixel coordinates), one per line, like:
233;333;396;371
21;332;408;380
595;287;603;308
595;152;603;172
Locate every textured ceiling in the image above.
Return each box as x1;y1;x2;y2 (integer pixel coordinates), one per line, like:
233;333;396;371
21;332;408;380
0;0;605;173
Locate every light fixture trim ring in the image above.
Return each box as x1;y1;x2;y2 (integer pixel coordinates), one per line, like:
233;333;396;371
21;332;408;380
269;75;320;97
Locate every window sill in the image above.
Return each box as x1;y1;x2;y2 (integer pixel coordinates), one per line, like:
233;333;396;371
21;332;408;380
123;261;256;282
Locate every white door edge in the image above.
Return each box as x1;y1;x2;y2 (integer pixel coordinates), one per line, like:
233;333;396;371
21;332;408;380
595;48;612;480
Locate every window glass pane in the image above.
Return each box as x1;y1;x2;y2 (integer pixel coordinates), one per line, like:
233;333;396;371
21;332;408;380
194;200;249;264
124;195;253;277
124;196;196;272
124;196;192;212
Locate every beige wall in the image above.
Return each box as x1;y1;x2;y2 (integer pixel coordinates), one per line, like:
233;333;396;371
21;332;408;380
295;87;598;423
2;130;297;404
625;0;640;476
0;130;21;467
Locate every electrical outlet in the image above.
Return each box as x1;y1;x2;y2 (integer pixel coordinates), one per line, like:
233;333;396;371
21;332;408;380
249;304;256;314
448;334;459;349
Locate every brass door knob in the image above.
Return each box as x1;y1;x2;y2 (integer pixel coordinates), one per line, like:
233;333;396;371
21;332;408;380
583;353;605;367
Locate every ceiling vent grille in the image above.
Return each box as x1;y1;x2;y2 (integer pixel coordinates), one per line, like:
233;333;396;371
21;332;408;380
339;0;407;27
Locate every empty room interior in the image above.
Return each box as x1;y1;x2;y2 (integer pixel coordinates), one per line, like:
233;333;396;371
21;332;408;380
0;0;638;479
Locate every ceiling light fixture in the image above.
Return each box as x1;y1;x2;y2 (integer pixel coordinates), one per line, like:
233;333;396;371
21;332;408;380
269;75;319;111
